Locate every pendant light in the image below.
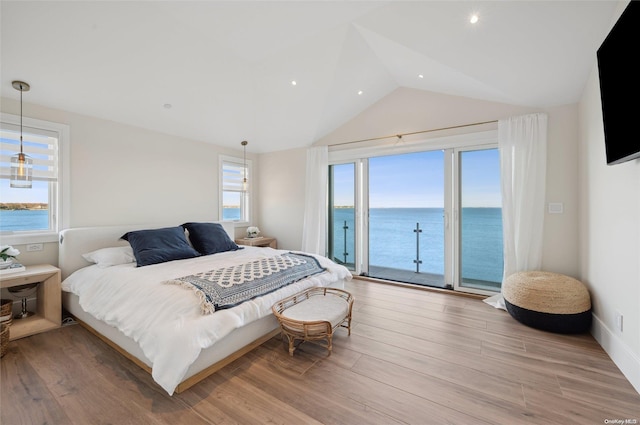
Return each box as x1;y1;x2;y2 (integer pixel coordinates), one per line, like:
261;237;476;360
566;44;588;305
10;81;32;189
241;140;248;191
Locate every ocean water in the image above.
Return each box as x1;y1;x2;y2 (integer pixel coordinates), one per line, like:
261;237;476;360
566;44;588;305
222;207;241;221
2;207;503;283
331;207;503;283
1;209;246;230
0;209;49;231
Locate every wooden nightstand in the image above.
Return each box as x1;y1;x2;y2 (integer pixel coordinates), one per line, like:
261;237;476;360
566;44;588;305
0;264;61;340
235;237;277;249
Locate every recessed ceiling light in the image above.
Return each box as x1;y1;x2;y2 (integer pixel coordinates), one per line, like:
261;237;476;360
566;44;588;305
418;74;424;79
163;103;172;109
470;14;479;24
291;80;297;86
357;90;363;95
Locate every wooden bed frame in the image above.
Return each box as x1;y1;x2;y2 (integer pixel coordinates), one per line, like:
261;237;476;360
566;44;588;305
58;222;345;393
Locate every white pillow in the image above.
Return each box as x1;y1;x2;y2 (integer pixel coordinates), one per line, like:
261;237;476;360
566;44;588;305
82;246;135;268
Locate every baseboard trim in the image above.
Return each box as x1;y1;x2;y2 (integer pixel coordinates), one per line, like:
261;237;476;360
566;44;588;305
591;313;640;394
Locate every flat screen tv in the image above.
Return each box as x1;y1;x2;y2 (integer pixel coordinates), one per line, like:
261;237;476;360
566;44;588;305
596;0;640;165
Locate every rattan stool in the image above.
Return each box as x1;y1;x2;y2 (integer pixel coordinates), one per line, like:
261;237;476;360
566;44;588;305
272;287;353;356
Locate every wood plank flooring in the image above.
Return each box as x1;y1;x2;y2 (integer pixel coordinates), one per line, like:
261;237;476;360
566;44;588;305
2;279;639;424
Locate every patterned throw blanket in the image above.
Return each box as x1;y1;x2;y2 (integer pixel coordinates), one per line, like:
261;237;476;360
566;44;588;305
166;253;326;314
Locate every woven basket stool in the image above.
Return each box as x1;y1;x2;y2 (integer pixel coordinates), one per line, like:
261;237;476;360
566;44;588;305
503;271;591;333
0;322;9;357
0;299;12;324
1;299;12;357
272;287;354;356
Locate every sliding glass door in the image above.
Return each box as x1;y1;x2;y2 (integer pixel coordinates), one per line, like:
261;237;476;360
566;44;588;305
455;148;503;292
328;131;504;295
328;163;356;269
367;151;447;288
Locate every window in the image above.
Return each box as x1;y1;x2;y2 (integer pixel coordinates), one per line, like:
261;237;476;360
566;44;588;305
0;114;68;244
219;155;251;223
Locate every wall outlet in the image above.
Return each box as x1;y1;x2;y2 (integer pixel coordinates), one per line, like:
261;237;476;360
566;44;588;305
26;243;44;252
548;202;564;214
615;311;623;332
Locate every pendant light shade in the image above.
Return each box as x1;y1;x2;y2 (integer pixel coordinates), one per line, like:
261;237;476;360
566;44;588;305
10;152;33;189
10;81;32;189
241;140;248;191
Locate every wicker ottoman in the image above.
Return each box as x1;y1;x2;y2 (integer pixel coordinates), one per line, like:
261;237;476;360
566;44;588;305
503;271;591;333
272;287;353;356
1;299;12;357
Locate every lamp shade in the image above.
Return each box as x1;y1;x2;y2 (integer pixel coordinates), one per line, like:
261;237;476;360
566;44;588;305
10;152;33;189
10;80;32;189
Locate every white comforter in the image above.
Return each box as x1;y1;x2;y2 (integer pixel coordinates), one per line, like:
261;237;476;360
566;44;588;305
61;247;351;395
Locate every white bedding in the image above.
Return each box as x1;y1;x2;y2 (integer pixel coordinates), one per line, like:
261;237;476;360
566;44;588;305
61;246;351;395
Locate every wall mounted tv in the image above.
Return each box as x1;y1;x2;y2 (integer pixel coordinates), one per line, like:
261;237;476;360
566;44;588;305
597;0;640;165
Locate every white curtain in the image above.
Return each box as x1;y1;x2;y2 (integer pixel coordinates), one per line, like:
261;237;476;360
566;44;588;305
485;113;548;309
301;146;328;255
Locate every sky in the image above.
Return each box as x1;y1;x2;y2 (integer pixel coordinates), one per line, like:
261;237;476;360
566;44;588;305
332;148;501;208
0;179;49;204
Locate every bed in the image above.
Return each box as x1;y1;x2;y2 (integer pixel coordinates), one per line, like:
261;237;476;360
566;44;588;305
58;222;352;395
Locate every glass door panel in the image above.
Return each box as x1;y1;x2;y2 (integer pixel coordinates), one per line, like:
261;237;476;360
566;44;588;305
458;148;503;292
367;151;446;288
328;163;356;270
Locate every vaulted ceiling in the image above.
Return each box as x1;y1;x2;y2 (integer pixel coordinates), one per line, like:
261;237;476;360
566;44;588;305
0;1;619;153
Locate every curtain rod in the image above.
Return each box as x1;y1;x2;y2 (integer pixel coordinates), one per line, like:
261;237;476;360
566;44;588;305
329;119;499;147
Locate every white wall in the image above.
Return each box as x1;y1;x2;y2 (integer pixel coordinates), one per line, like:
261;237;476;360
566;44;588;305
257;147;307;251
544;104;580;276
0;98;257;265
578;65;640;392
261;88;581;281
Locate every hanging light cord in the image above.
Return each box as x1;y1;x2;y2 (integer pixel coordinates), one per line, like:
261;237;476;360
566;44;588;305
241;140;248;185
19;84;24;154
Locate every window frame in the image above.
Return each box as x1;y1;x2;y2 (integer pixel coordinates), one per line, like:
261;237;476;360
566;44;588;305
218;154;252;226
0;113;69;245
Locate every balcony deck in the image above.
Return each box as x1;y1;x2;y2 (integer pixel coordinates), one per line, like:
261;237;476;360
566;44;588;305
368;266;448;288
335;260;501;292
368;266;502;292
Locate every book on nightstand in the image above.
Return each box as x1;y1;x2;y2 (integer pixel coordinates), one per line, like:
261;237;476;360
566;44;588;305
0;263;26;276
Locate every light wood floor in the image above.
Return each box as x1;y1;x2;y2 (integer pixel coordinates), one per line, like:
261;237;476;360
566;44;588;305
2;279;639;424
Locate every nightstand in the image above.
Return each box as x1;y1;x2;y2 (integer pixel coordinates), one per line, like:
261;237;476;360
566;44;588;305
0;264;61;340
235;237;277;249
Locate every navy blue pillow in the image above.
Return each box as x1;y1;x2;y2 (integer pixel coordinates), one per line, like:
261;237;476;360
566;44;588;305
121;226;200;267
182;222;241;255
